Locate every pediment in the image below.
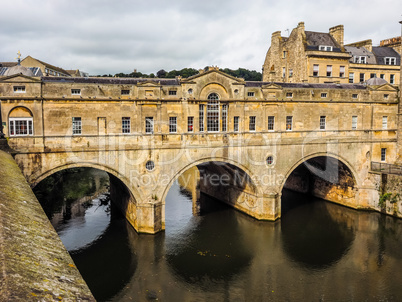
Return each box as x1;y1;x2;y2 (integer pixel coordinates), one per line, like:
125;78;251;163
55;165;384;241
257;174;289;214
183;69;245;84
137;80;162;87
261;83;283;90
0;74;41;83
369;83;397;92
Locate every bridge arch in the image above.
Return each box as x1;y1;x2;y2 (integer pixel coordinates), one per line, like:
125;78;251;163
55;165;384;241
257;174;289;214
280;152;359;209
161;157;263;203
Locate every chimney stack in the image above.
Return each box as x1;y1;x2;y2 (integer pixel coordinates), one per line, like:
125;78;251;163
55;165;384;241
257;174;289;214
329;25;344;47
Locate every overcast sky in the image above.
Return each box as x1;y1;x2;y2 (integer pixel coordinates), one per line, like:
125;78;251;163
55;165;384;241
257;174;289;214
1;0;401;76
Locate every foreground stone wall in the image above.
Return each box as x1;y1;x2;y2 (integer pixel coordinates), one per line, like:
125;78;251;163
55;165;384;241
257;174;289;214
0;149;94;301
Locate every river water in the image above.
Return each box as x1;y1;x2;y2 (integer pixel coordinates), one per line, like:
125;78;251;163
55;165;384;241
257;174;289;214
34;168;402;301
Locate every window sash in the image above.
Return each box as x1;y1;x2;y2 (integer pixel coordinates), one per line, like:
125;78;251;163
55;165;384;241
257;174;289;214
145;117;154;133
72;117;82;135
286;116;293;131
382;116;388;129
320;116;326;130
122;117;130;133
234;116;239;132
169;117;177;133
221;105;227;132
199;105;204;132
268;116;275;131
187;116;194;132
381;148;386;161
9;118;33;136
249;116;256;131
352;116;357;130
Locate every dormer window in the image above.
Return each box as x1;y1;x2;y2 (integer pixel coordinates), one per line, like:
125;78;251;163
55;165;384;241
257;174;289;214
354;56;367;64
385;57;396;65
319;45;333;51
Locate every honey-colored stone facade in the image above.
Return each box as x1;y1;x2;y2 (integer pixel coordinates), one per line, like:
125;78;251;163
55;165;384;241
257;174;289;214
263;22;401;86
0;67;400;233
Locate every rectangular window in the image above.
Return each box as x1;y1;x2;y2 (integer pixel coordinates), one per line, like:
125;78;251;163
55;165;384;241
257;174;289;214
381;148;386;162
382;116;388;129
385;57;396;65
360;73;365;83
199;105;204;132
320;116;326;130
121;90;130;95
283;51;287;58
384;94;389;100
169;117;177;133
349;72;354;83
221;104;228;132
286;92;293;98
122;117;130;133
169;90;177;96
249;116;256;131
207;100;219;132
390;74;395;84
352;94;358;99
187;116;194;132
9;118;33;136
370;73;376;78
71;89;81;95
282;67;286;78
234;116;239;132
145;117;154;134
380;74;385;79
313;64;319;77
289;69;293;77
247;91;255;97
340;66;345;78
326;65;332;77
356;56;367;64
13;86;26;93
268;116;275;131
352;116;357;130
286;116;293;131
321;92;328;98
72;117;82;135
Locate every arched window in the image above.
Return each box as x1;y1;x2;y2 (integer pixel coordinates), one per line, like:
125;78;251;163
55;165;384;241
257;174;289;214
8;107;33;136
207;93;220;132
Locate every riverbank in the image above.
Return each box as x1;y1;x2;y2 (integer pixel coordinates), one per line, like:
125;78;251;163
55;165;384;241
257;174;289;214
0;149;95;301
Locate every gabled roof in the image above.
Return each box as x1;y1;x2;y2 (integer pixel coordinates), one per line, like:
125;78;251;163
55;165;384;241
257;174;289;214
0;73;42;83
22;56;71;76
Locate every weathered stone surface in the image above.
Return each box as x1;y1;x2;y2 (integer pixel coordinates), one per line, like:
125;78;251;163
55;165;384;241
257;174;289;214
0;150;95;301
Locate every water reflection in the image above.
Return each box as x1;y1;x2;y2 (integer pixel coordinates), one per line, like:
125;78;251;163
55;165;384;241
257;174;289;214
281;190;355;269
166;192;252;285
35;168;402;301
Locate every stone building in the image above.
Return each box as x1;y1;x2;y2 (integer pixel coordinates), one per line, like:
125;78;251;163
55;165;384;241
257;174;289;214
262;22;401;86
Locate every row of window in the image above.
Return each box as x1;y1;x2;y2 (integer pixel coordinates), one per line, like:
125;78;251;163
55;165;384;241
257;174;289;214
349;73;395;84
312;65;345;78
68;114;390;136
353;56;397;65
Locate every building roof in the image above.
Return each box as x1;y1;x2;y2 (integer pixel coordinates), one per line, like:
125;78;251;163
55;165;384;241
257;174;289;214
2;65;35;77
22;56;71;76
246;81;367;90
345;46;377;64
41;76;181;85
0;62;18;68
305;31;343;52
372;47;401;65
365;77;388;86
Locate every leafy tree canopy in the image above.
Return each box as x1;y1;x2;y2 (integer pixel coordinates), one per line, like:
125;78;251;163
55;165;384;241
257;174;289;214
97;67;261;81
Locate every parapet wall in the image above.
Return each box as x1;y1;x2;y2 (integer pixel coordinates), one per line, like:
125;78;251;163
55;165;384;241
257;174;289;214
0;148;95;301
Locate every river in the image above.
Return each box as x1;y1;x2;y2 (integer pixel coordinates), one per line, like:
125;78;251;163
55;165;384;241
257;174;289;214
34;168;402;301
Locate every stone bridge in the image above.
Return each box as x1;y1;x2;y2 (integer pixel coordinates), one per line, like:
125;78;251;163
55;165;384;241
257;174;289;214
1;68;399;233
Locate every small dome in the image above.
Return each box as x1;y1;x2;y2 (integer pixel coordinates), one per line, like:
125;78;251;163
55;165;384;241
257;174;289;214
365;77;388;86
3;65;34;77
